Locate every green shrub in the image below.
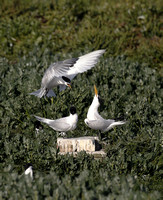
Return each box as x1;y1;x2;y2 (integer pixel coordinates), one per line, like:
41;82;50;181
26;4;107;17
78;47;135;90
0;0;162;199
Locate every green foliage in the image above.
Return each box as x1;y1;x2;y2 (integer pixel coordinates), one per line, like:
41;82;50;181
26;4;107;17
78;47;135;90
0;53;162;198
0;0;162;68
0;167;161;199
0;0;162;199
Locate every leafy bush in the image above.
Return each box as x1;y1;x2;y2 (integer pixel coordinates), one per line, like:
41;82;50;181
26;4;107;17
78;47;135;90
0;0;162;199
0;0;162;68
0;52;162;198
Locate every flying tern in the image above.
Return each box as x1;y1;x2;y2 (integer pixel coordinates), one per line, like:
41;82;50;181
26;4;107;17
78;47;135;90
30;49;105;98
84;85;126;137
34;106;78;136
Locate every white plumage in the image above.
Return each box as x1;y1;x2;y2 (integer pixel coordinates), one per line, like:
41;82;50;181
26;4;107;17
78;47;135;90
34;106;78;135
84;85;126;133
24;164;33;179
30;50;105;98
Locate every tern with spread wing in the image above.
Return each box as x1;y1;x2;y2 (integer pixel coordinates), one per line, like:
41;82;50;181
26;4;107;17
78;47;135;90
34;106;78;136
84;85;126;136
30;50;105;98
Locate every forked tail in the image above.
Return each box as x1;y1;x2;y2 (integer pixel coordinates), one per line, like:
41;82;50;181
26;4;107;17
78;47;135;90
29;88;46;98
34;115;50;125
106;120;126;131
30;88;56;98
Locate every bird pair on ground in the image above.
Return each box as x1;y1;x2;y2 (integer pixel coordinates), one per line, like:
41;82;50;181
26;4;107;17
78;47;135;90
34;85;126;139
30;50;126;139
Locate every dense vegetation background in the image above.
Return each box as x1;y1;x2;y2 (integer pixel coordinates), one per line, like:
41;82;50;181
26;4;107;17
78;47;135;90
0;0;162;199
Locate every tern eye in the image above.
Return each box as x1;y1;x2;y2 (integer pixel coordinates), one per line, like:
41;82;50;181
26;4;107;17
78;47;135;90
62;76;71;83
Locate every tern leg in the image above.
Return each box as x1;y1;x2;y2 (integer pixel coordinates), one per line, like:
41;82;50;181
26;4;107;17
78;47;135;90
57;132;67;138
97;130;102;141
44;88;49;97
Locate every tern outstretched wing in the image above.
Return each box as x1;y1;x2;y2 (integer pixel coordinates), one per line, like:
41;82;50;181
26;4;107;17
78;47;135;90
42;58;78;87
59;50;105;91
65;50;105;76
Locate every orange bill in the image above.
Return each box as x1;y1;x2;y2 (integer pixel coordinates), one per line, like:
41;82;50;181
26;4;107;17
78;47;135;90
67;84;71;89
94;85;98;96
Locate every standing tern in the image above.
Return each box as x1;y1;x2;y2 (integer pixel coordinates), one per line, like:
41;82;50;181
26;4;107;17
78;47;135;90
34;106;78;136
24;163;33;179
84;85;126;137
30;50;105;98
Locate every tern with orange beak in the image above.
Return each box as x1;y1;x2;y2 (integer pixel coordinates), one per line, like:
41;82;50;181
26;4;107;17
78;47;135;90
84;85;126;137
30;50;105;98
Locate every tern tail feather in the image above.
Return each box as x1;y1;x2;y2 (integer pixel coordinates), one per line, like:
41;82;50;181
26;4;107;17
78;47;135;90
46;89;56;97
30;88;46;98
30;88;56;98
34;115;50;125
105;120;126;131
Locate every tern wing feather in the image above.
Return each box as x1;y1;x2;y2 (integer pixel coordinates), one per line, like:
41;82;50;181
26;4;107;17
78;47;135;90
85;118;123;132
85;119;108;131
34;115;71;132
65;50;105;76
48;118;71;132
59;50;105;91
41;58;78;87
34;115;54;125
104;120;126;131
49;58;78;77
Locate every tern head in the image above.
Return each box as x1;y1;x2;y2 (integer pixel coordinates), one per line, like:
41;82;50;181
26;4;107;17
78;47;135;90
70;106;76;115
62;76;71;88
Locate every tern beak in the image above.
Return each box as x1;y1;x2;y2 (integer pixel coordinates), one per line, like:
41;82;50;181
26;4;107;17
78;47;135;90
67;84;71;89
94;85;98;96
